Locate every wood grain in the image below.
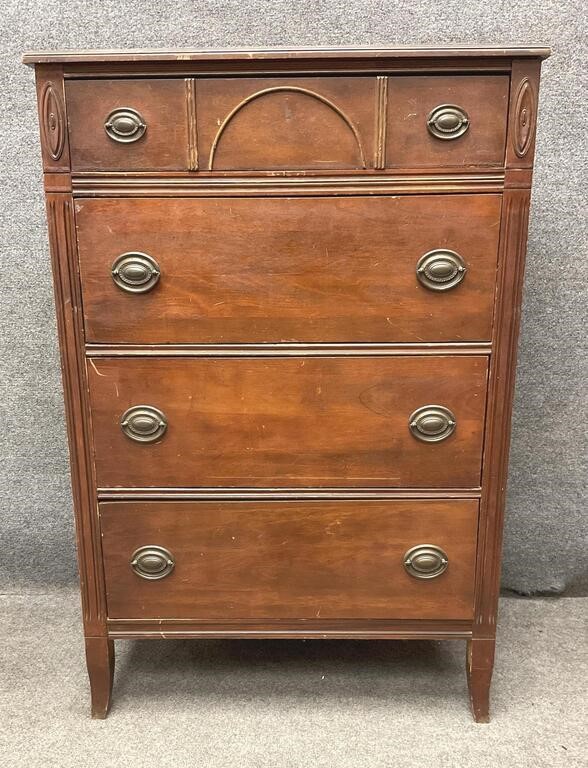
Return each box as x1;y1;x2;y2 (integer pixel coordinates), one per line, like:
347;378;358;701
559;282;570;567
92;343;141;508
34;65;70;172
506;59;543;169
475;190;532;636
45;193;106;636
196;76;375;170
85;637;114;719
76;195;502;344
66;79;188;171
99;499;479;620
106;617;473;640
23;46;552;67
386;75;509;168
27;48;550;721
467;637;495;723
86;342;492;359
87;355;489;488
72;172;506;196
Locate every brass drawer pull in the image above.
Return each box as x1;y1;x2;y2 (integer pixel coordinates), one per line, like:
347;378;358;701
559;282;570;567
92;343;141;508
427;104;470;140
404;545;448;579
104;107;147;143
416;249;467;291
130;546;175;580
409;405;456;442
120;405;167;443
111;252;160;293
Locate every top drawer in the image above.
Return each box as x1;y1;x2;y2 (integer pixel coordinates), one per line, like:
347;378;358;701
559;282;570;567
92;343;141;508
65;75;509;172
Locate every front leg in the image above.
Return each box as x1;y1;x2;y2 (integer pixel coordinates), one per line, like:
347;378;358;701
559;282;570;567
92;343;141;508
85;636;115;719
466;637;495;723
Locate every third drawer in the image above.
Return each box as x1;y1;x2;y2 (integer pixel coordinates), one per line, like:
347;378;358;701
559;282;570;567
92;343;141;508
88;355;489;488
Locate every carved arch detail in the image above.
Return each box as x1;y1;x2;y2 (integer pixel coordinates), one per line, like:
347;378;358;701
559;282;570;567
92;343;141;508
208;86;367;169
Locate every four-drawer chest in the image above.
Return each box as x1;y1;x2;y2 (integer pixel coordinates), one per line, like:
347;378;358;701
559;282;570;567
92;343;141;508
24;46;550;720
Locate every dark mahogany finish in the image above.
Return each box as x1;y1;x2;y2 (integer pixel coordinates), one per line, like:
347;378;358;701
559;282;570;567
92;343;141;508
87;355;488;488
100;500;478;620
67;79;189;171
25;46;550;721
76;195;502;344
385;75;510;168
187;75;376;172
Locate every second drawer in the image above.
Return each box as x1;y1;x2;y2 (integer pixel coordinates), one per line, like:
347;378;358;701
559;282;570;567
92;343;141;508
76;195;502;344
88;355;488;488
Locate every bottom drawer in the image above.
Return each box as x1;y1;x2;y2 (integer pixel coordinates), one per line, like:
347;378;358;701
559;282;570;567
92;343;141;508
100;500;478;621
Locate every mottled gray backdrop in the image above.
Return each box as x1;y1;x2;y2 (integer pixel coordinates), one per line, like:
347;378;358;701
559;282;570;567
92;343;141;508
0;1;586;595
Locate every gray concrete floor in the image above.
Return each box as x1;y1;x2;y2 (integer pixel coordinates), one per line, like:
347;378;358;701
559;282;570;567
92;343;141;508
1;590;586;767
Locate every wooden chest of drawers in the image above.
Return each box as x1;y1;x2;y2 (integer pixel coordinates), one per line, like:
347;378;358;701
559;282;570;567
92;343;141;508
24;45;549;721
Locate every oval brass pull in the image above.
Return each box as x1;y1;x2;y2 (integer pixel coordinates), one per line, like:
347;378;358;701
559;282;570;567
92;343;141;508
409;405;456;442
416;249;467;291
104;107;147;143
404;545;448;579
111;252;160;294
427;104;470;140
120;405;167;443
130;546;175;580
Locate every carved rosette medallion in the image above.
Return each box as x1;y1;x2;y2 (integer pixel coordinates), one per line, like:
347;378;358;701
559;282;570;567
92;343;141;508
513;77;536;158
40;82;66;161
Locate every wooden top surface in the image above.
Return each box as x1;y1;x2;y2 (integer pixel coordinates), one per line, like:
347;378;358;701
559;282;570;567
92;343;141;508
23;45;551;66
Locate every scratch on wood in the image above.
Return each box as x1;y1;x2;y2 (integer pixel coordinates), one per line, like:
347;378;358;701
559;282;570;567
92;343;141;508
89;358;106;377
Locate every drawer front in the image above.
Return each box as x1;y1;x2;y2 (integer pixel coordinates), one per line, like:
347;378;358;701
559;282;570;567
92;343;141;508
100;499;479;620
88;356;488;488
196;76;376;171
66;79;189;171
66;76;376;172
76;195;501;344
386;75;509;168
65;75;507;172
